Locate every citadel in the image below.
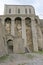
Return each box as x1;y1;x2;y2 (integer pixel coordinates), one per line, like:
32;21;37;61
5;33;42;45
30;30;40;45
0;5;43;56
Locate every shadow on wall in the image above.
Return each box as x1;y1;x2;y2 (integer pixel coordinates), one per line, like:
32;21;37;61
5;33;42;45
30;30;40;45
25;47;31;53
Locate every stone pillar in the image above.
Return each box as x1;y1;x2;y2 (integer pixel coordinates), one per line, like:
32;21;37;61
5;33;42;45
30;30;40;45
0;20;8;56
37;18;43;49
22;18;27;47
11;18;15;36
31;17;38;52
2;19;8;54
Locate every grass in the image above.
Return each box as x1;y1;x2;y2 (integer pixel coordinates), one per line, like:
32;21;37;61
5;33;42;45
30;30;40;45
26;54;34;58
18;63;25;65
34;50;43;54
0;55;9;62
17;53;25;54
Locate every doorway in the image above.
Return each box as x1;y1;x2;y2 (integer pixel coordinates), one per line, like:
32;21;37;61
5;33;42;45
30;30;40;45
7;39;13;53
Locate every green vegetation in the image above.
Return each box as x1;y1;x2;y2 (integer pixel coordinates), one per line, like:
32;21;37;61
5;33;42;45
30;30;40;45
0;55;9;62
34;50;43;54
26;54;34;58
16;51;26;54
18;63;25;65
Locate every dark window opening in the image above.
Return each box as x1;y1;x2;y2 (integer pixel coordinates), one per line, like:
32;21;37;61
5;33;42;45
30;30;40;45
29;8;31;14
35;19;38;23
9;9;11;13
25;8;27;14
18;9;20;13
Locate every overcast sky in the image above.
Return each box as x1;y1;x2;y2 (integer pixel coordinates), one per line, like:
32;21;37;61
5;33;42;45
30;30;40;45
0;0;43;19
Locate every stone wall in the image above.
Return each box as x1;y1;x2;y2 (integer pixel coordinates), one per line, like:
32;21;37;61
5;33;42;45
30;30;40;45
0;21;6;57
13;37;25;53
37;25;43;50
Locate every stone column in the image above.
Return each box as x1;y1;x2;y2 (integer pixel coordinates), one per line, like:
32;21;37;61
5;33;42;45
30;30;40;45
2;19;8;54
38;18;43;49
11;18;15;36
37;18;43;50
22;18;27;47
0;19;8;56
31;17;38;52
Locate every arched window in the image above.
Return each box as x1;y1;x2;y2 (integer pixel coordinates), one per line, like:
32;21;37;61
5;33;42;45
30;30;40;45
5;18;11;34
15;17;22;37
18;9;20;13
25;17;31;27
25;17;33;51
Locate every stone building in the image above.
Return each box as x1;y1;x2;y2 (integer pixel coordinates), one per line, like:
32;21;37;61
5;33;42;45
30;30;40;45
0;5;43;56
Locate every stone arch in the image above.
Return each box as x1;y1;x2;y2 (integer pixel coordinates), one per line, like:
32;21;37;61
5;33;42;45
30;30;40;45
7;39;13;45
7;39;13;53
14;17;22;37
5;17;11;34
25;17;31;25
25;17;31;20
15;17;22;25
15;17;22;21
5;17;11;22
25;17;33;52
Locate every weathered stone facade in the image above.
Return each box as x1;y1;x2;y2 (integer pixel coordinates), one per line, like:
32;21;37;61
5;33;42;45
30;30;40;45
0;5;43;56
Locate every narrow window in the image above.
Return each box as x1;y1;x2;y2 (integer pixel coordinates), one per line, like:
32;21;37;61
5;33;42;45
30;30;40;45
29;8;31;14
18;9;20;13
25;8;27;14
35;19;38;23
9;9;11;13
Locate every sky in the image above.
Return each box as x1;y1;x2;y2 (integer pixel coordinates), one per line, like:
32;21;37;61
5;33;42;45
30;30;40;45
0;0;43;19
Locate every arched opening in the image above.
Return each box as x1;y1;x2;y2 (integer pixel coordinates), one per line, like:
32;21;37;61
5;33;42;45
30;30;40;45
15;17;22;37
7;39;13;53
25;17;33;52
5;17;11;34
